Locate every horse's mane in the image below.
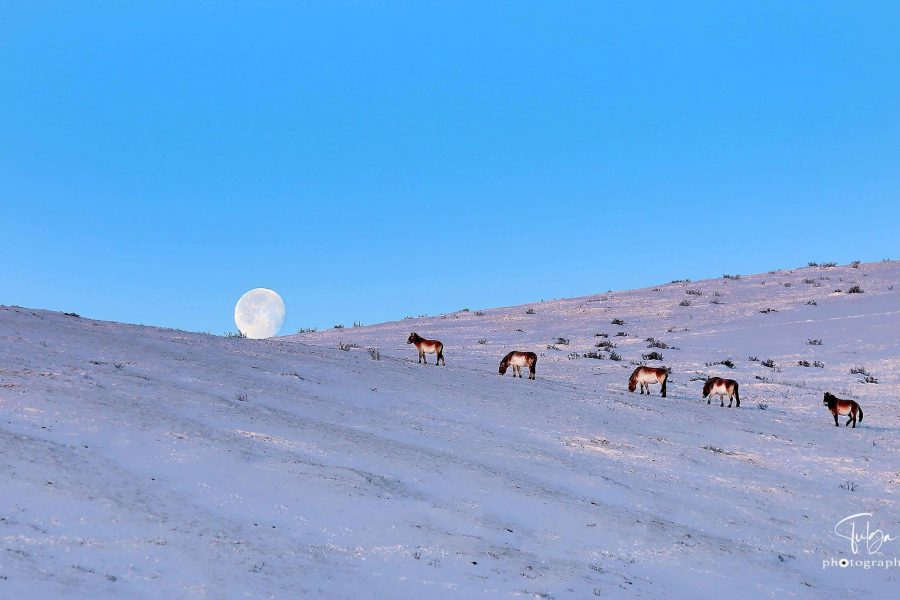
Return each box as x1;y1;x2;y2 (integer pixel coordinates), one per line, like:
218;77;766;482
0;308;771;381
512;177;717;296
628;367;641;385
500;351;516;366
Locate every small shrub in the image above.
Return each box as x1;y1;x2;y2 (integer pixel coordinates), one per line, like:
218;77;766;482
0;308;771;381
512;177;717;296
840;481;858;492
783;282;791;287
595;332;609;338
822;262;837;267
670;278;691;283
864;375;878;384
352;321;364;327
546;344;560;351
297;327;317;333
709;298;724;305
679;299;692;307
113;362;126;370
642;351;664;361
526;308;536;315
808;262;819;267
806;300;817;306
847;285;864;294
611;318;625;325
595;340;616;349
803;278;816;284
582;351;604;360
567;352;581;360
334;324;345;329
477;339;487;345
759;308;778;314
685;289;703;296
797;360;811;367
235;392;248;402
814;361;825;368
849;366;870;376
367;348;381;360
225;331;247;338
807;338;823;345
555;337;570;346
338;342;359;351
646;337;669;349
705;359;735;369
474;311;485;316
749;356;759;362
615;331;628;337
608;351;622;361
757;403;768;410
850;261;861;268
723;274;741;280
761;358;777;369
64;312;80;318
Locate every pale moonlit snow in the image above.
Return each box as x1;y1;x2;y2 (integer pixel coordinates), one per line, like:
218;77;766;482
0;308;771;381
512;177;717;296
234;287;285;339
1;260;898;598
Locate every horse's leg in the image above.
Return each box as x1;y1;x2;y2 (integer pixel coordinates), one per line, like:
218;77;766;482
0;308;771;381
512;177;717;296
720;395;724;407
707;397;711;405
833;413;839;427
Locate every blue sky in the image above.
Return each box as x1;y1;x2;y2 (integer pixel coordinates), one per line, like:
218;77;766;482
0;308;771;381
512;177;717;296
2;2;898;334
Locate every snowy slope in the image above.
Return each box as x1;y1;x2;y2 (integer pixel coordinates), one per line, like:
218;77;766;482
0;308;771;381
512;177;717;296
1;260;898;598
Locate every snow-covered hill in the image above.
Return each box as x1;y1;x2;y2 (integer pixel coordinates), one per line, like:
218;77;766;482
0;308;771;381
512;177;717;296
2;261;898;598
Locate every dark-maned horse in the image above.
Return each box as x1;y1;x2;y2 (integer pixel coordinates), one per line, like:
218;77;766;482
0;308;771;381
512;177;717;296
823;392;863;428
703;377;740;408
407;333;445;365
628;366;669;397
499;351;537;380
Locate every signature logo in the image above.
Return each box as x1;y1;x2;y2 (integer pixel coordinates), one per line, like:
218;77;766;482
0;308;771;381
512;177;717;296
834;513;896;555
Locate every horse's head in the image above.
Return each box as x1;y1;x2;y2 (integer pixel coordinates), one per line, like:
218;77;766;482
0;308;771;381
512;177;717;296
823;392;837;405
702;378;715;398
407;333;417;344
628;370;638;392
498;360;508;375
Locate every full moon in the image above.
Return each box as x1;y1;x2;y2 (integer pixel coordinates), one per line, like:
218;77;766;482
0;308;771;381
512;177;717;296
234;288;286;339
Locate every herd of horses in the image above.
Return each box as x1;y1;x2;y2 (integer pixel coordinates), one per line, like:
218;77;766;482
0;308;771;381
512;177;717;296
407;332;865;428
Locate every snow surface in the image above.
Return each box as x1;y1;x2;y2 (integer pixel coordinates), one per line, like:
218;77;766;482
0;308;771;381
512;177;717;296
1;261;899;598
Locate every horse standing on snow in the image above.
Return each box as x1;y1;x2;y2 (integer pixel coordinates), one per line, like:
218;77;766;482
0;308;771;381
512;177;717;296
407;333;445;365
703;377;740;408
628;366;669;398
823;392;863;428
499;351;538;380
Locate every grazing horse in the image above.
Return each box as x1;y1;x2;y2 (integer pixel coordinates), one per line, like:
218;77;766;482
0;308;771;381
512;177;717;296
499;351;537;380
703;377;740;408
407;333;445;365
628;366;669;398
823;392;863;428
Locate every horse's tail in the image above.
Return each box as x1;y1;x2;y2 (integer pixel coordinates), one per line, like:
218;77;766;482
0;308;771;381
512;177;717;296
857;403;863;422
437;342;445;365
661;370;668;398
733;381;740;407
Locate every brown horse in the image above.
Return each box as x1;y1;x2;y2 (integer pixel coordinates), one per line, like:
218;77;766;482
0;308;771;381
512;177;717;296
407;333;445;365
823;392;863;428
703;377;740;408
628;366;668;397
499;351;537;379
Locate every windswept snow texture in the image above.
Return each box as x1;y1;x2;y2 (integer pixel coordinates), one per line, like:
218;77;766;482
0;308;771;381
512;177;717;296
2;261;899;598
